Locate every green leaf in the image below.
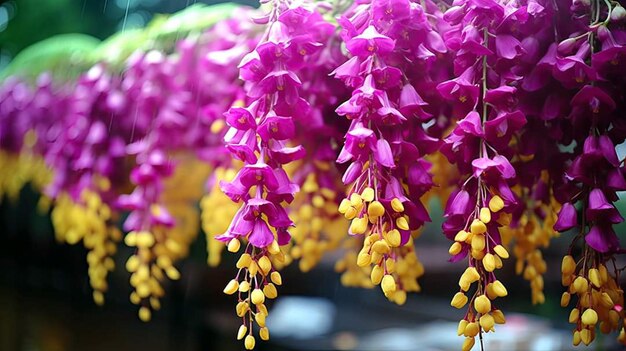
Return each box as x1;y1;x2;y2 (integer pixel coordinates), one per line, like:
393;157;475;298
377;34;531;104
0;34;100;82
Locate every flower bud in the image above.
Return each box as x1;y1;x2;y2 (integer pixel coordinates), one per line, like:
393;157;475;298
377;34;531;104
479;207;491;223
561;255;576;275
455;230;470;242
271;271;282;285
381;274;396;295
371;265;384;285
451;292;468;308
561;292;571;307
462;337;475;351
464;322;479;337
474;295;491;314
396;217;409;231
449;242;462;255
391;198;404;212
588;268;601;288
368;201;385;217
569;308;580;323
383;229;401;247
489;195;504;212
263;283;278;299
494;245;509;259
361;187;375;202
457;320;469;336
227;238;241;252
492;309;506;324
251;289;265;305
223;279;239;295
492;280;508;297
480;313;495;331
244;335;255;350
470;219;487;235
260;327;270;341
483;253;496;272
581;309;598;326
237;325;247;340
258;256;272;275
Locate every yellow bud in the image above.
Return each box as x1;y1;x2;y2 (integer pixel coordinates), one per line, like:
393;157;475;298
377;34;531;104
268;240;280;255
580;328;592;345
462;337;475;351
492;309;506;324
255;312;266;327
470;219;487;235
361;187;375;202
483;253;496;272
345;206;358;220
561;255;576;275
600;292;614;308
581;309;598;326
383;229;401;247
371;265;384;285
569;308;579;323
257;303;268;316
451;292;468;309
260;327;270;341
228;238;241;253
251;289;265;305
449;242;462;255
138;306;151;322
248;261;259;277
239;281;251;292
457;320;469;336
561;292;571;307
489;195;504;212
368;201;385;217
480;313;495;331
464;267;481;282
126;256;140;272
258;256;272;275
374;240;392;255
125;232;137;246
393;290;407;305
492;280;508;297
237;254;252;269
223;279;239;295
455;230;470;242
237;325;248;340
236;301;249;317
598;264;609;284
357;252;371;267
572;330;581;346
136;233;155;248
350;193;363;207
381;274;396;295
573;276;588;294
474;295;491;314
464;322;479;337
493;245;509;259
338;199;351;214
391;198;404;212
271;271;282;286
350;217;369;234
396;217;409;231
244;335;255;350
471;234;485;251
588;268;601;288
479;207;491;223
263;283;278;299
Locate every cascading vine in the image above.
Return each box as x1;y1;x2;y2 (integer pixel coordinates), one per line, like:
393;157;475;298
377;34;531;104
217;2;334;348
2;1;626;350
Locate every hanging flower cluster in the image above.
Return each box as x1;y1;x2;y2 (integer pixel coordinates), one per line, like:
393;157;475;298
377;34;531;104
2;0;626;350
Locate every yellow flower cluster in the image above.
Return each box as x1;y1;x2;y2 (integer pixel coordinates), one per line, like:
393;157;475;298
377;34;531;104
501;172;560;305
223;241;284;349
289;170;346;272
337;188;424;305
126;156;208;321
0;131;51;202
51;189;121;305
561;254;625;346
449;194;510;350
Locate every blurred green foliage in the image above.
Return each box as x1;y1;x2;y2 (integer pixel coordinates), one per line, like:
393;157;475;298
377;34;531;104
0;0;117;55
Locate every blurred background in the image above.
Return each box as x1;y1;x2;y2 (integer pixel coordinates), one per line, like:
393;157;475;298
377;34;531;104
0;1;625;351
